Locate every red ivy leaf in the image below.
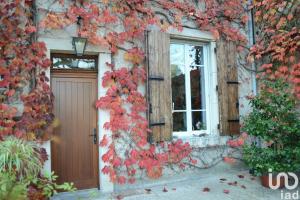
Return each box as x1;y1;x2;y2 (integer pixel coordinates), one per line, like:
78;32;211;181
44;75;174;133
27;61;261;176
287;14;293;21
223;157;236;164
223;189;230;194
25;26;37;34
101;166;110;174
128;178;135;184
117;176;126;184
6;89;15;97
100;135;109;147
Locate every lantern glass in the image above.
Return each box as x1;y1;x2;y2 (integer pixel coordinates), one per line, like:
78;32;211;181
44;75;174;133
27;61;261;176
72;37;87;56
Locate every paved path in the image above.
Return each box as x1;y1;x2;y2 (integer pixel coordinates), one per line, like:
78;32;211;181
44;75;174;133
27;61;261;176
52;162;299;200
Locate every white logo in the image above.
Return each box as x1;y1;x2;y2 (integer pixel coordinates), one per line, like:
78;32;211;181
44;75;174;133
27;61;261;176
269;169;299;190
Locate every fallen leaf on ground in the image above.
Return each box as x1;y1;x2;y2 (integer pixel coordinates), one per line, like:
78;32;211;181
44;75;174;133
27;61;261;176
220;178;227;182
238;175;245;179
223;189;230;194
241;185;247;189
228;181;237;186
202;187;210;192
172;188;176;191
163;187;168;192
145;188;151;193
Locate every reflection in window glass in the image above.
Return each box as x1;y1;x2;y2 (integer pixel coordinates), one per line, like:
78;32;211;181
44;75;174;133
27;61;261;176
173;112;187;131
188;46;203;66
170;44;185;64
190;67;206;110
52;57;96;70
170;43;207;133
171;64;186;110
192;111;206;130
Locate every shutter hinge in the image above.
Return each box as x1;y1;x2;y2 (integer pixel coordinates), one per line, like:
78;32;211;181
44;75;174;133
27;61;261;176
149;103;152;113
149;75;164;81
150;122;166;127
216;85;218;92
227;81;239;84
217;124;220;129
214;47;217;54
228;119;240;122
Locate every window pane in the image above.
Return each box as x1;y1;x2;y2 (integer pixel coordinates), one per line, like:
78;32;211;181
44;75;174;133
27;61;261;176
171;64;186;110
192;111;206;130
188;46;203;66
170;44;184;64
173;112;187;131
190;67;206;109
52;57;96;69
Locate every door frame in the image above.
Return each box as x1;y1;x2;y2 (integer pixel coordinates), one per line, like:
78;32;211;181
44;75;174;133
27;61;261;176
50;58;100;190
38;35;114;191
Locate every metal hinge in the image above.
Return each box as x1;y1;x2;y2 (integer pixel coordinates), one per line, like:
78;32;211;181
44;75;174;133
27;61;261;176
228;119;240;122
150;122;166;127
217;124;220;129
227;81;239;84
149;75;164;81
214;47;217;53
216;85;218;92
149;103;152;113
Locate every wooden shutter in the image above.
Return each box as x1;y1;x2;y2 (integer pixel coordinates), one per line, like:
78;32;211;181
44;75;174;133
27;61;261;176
146;31;172;142
216;39;240;136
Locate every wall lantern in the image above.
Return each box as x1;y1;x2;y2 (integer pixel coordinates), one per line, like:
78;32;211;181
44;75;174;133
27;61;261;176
72;37;87;56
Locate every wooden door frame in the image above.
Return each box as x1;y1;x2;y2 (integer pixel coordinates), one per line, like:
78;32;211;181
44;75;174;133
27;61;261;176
50;69;100;190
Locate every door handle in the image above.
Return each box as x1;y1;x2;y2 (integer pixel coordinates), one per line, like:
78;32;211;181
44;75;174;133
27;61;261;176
89;128;97;144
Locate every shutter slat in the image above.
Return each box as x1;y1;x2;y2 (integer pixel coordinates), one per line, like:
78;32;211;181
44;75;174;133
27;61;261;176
147;31;172;142
217;39;240;136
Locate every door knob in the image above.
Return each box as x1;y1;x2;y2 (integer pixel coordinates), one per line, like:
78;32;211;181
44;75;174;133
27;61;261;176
89;128;97;144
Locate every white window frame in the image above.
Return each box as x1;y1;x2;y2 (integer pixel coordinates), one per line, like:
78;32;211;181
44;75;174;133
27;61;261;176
171;40;218;138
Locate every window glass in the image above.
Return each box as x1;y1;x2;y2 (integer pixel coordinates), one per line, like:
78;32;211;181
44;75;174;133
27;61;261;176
173;112;187;131
170;43;207;133
190;66;206;110
171;64;186;110
187;45;203;66
170;44;185;64
192;111;206;130
52;55;97;70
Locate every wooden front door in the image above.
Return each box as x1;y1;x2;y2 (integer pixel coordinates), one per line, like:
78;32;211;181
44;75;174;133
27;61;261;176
51;72;99;189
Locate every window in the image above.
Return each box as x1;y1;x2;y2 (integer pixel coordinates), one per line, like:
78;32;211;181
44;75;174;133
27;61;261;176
170;42;210;136
51;53;98;70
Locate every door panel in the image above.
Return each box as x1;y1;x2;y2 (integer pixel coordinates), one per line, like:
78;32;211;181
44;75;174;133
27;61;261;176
51;72;98;189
